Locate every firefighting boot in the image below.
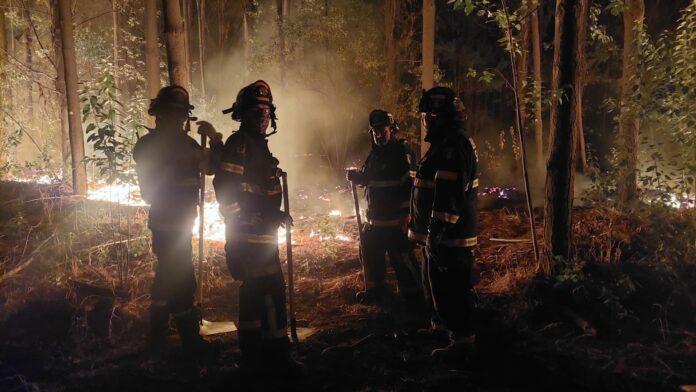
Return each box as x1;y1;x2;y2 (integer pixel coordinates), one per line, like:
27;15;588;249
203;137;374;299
238;329;264;376
149;303;170;358
172;307;213;359
355;284;390;304
264;337;307;379
431;334;476;363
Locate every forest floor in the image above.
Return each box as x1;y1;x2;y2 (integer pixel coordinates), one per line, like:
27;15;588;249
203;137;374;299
0;180;695;391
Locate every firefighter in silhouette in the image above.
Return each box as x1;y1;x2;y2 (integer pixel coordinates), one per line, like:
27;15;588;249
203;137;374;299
409;87;479;362
346;110;422;307
203;80;305;376
133;85;210;357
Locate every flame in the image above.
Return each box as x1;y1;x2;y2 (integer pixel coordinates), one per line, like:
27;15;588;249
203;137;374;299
328;209;342;217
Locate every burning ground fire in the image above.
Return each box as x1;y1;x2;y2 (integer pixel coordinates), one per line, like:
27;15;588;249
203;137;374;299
80;181;356;245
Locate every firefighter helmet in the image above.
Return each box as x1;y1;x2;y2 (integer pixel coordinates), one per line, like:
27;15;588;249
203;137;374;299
368;109;400;133
148;85;194;116
418;86;465;117
222;80;277;124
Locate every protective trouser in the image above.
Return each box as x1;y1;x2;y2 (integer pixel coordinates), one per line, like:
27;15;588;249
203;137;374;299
224;233;288;363
424;245;474;337
362;225;421;300
150;228;201;348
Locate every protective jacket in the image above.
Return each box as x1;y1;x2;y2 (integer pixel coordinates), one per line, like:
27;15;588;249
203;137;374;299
133;127;201;231
409;127;478;247
212;129;283;243
354;139;416;226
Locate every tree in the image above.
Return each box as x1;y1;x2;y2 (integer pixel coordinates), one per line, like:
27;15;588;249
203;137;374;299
51;0;70;167
543;0;589;271
162;0;190;89
380;0;398;111
57;0;87;195
23;2;34;125
616;0;645;203
277;0;289;86
0;6;6;173
530;0;544;171
144;0;160;126
421;0;435;157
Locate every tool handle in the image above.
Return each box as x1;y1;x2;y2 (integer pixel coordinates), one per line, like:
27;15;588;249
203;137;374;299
196;134;207;306
350;181;367;289
281;172;298;342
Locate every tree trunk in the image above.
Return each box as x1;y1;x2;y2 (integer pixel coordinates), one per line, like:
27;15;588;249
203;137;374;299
197;0;206;95
112;0;119;92
380;0;398;110
58;0;87;195
242;0;250;77
515;1;530;137
162;0;190;89
543;0;588;271
421;0;435;157
531;0;544;172
277;0;289;86
51;0;70;168
145;0;160;126
24;3;34;125
616;0;645;203
182;0;191;86
0;8;5;174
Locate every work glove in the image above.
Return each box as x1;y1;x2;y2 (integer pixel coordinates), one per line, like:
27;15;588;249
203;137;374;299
267;209;293;228
346;169;366;185
196;121;223;145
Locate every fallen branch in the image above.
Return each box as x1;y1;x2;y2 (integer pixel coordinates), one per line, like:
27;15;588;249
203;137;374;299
74;236;147;254
0;233;55;284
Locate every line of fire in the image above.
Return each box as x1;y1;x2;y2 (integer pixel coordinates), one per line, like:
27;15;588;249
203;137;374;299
0;1;695;391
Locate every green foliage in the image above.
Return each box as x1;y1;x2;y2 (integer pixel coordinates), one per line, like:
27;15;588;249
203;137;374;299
80;67;144;185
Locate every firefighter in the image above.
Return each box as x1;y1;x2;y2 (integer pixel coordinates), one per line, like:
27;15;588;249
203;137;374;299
133;85;209;357
409;86;479;361
346;110;422;307
205;80;304;376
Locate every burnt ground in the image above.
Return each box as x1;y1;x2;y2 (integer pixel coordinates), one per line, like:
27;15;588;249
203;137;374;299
0;181;695;391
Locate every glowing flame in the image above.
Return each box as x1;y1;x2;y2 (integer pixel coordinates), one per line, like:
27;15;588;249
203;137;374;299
88;182;147;206
328;209;342;217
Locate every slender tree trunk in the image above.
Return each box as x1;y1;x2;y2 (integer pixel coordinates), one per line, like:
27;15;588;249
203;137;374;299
421;0;435;157
197;0;206;95
380;0;398;110
24;3;34;125
112;0;119;91
616;0;645;203
145;0;160;127
51;0;69;168
58;0;87;195
242;0;250;77
0;8;6;174
531;0;544;172
515;1;530;136
162;0;190;89
543;0;588;271
182;0;191;86
277;0;289;86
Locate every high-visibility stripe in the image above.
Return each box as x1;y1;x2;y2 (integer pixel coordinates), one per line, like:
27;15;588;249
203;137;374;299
465;178;480;191
228;232;277;245
432;210;460;224
408;229;427;243
220;162;244;175
367;218;401;227
414;178;435;189
368;173;410;188
435;170;458;181
241;182;282;196
247;262;282;278
441;236;477;247
219;201;241;216
409;170;417;178
238;320;262;330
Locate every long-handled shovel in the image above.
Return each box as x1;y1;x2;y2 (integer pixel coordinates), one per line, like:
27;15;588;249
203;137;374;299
350;180;367;289
281;171;299;342
197;134;236;336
